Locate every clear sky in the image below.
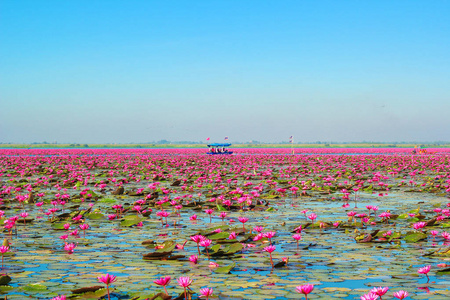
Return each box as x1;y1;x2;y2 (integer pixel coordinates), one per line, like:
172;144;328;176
1;0;449;144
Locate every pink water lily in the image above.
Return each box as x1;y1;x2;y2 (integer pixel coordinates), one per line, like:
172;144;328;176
177;276;193;300
97;273;117;300
296;284;314;300
154;276;171;295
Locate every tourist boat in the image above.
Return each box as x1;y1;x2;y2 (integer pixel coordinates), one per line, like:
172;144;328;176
207;143;233;155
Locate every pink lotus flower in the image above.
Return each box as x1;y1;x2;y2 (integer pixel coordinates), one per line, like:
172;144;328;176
296;284;314;300
413;221;427;231
190;234;205;255
264;231;276;241
371;286;388;298
79;223;89;237
176;240;187;250
360;293;379;300
0;245;9;268
97;273;117;300
199;287;213;299
64;243;76;254
178;276;193;300
293;233;302;249
72;215;83;222
20;212;28;224
238;216;249;231
308;213;317;223
205;209;214;222
418;265;431;282
263;245;276;267
253;226;264;233
154;276;171;295
59;234;69;244
393;290;408;299
189;255;198;264
294;225;303;233
382;231;392;238
200;238;212;259
293;233;302;241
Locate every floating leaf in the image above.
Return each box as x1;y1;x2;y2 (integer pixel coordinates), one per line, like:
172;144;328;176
120;215;142;227
86;212;105;220
51;222;67;230
0;285;14;292
403;231;427;242
0;275;11;285
215;262;236;274
209;232;230;240
216;204;227;211
98;198;117;204
23;283;48;292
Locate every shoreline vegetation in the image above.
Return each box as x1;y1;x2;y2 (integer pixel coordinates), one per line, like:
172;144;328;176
1;142;450;149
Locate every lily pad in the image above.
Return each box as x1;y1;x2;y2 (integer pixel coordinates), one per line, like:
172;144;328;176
120;215;143;227
403;231;427;242
215;262;236;274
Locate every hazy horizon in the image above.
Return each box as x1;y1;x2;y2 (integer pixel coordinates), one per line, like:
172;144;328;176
1;1;449;144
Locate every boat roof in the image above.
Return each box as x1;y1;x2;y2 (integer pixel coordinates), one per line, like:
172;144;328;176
207;143;232;147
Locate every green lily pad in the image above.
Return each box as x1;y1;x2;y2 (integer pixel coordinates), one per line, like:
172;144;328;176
23;283;48;292
51;222;67;230
403;231;427;242
98;198;117;204
209;232;230;240
86;212;105;220
0;285;14;292
0;275;11;285
215;262;236;274
120;215;142;227
216;204;228;211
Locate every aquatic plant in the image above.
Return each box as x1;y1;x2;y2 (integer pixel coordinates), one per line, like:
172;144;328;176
154;276;171;296
296;284;314;300
177;276;192;300
97;273;117;300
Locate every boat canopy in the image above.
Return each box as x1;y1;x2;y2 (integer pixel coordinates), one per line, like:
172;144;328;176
207;143;232;147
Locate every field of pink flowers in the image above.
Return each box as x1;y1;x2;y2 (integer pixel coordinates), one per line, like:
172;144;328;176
2;147;450;156
0;148;449;299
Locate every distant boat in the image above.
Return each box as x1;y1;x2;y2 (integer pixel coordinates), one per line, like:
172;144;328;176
207;143;233;155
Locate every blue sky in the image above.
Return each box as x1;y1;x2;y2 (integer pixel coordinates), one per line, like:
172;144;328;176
1;0;449;143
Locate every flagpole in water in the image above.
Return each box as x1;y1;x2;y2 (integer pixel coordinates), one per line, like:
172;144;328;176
291;136;294;155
